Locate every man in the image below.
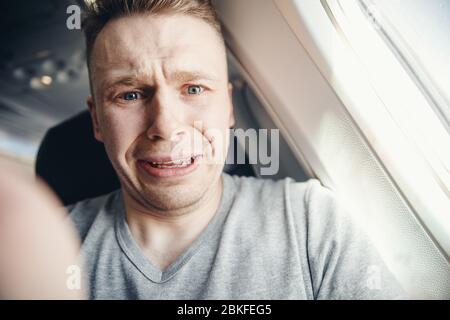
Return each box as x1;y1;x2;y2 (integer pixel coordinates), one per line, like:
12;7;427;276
0;0;405;299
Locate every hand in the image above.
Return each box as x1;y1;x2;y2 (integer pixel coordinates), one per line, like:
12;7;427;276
0;166;85;299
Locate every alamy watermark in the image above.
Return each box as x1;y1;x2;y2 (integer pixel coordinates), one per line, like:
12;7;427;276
167;122;280;176
366;265;381;291
66;264;82;291
66;5;81;30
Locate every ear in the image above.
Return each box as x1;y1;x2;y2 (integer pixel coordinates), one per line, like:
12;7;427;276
87;96;103;142
228;82;236;128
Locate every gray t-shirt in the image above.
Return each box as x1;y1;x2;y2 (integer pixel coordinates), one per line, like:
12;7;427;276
67;173;406;299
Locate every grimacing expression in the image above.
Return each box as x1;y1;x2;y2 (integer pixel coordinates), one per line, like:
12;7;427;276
87;13;235;213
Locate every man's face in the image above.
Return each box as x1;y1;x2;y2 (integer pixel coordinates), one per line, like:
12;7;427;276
87;13;234;213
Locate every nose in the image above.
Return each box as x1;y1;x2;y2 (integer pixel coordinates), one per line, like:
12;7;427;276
145;88;187;142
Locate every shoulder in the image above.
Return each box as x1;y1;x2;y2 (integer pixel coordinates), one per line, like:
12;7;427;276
223;173;321;205
225;173;287;194
287;178;353;236
288;178;338;212
287;178;365;252
223;174;323;226
65;190;121;241
286;179;406;299
223;174;294;211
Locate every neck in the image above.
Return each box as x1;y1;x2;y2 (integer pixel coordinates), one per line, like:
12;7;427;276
122;177;223;270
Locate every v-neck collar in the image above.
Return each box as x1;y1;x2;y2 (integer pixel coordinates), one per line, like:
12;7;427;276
114;174;235;283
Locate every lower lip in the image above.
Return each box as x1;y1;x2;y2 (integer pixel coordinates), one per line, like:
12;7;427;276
137;157;200;178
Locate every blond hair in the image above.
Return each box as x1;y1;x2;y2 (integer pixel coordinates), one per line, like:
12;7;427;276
82;0;223;68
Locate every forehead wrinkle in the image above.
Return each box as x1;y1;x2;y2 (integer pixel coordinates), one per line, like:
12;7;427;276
95;13;225;61
99;69;155;93
90;14;228;93
93;54;160;91
97;49;221;82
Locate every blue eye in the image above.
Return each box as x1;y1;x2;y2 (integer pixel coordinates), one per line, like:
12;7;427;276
187;85;203;95
122;92;140;101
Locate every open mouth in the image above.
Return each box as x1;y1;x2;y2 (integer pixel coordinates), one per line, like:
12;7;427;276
146;157;195;169
137;155;202;178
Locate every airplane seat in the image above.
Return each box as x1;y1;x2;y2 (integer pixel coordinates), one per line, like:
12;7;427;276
35;110;254;206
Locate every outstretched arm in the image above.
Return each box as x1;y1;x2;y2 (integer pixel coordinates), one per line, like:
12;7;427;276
0;166;85;299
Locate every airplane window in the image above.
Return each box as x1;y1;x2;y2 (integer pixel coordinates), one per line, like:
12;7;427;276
355;0;450;196
320;0;450;199
359;0;450;132
276;0;450;296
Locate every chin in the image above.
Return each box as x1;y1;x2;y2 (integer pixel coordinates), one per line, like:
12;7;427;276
123;159;223;212
140;182;208;212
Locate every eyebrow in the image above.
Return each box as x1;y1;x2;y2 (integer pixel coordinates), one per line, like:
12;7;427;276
100;75;148;93
169;70;219;83
101;70;220;92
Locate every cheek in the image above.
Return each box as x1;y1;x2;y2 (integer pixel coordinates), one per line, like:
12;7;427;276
100;109;147;161
189;96;232;155
195;95;232;128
